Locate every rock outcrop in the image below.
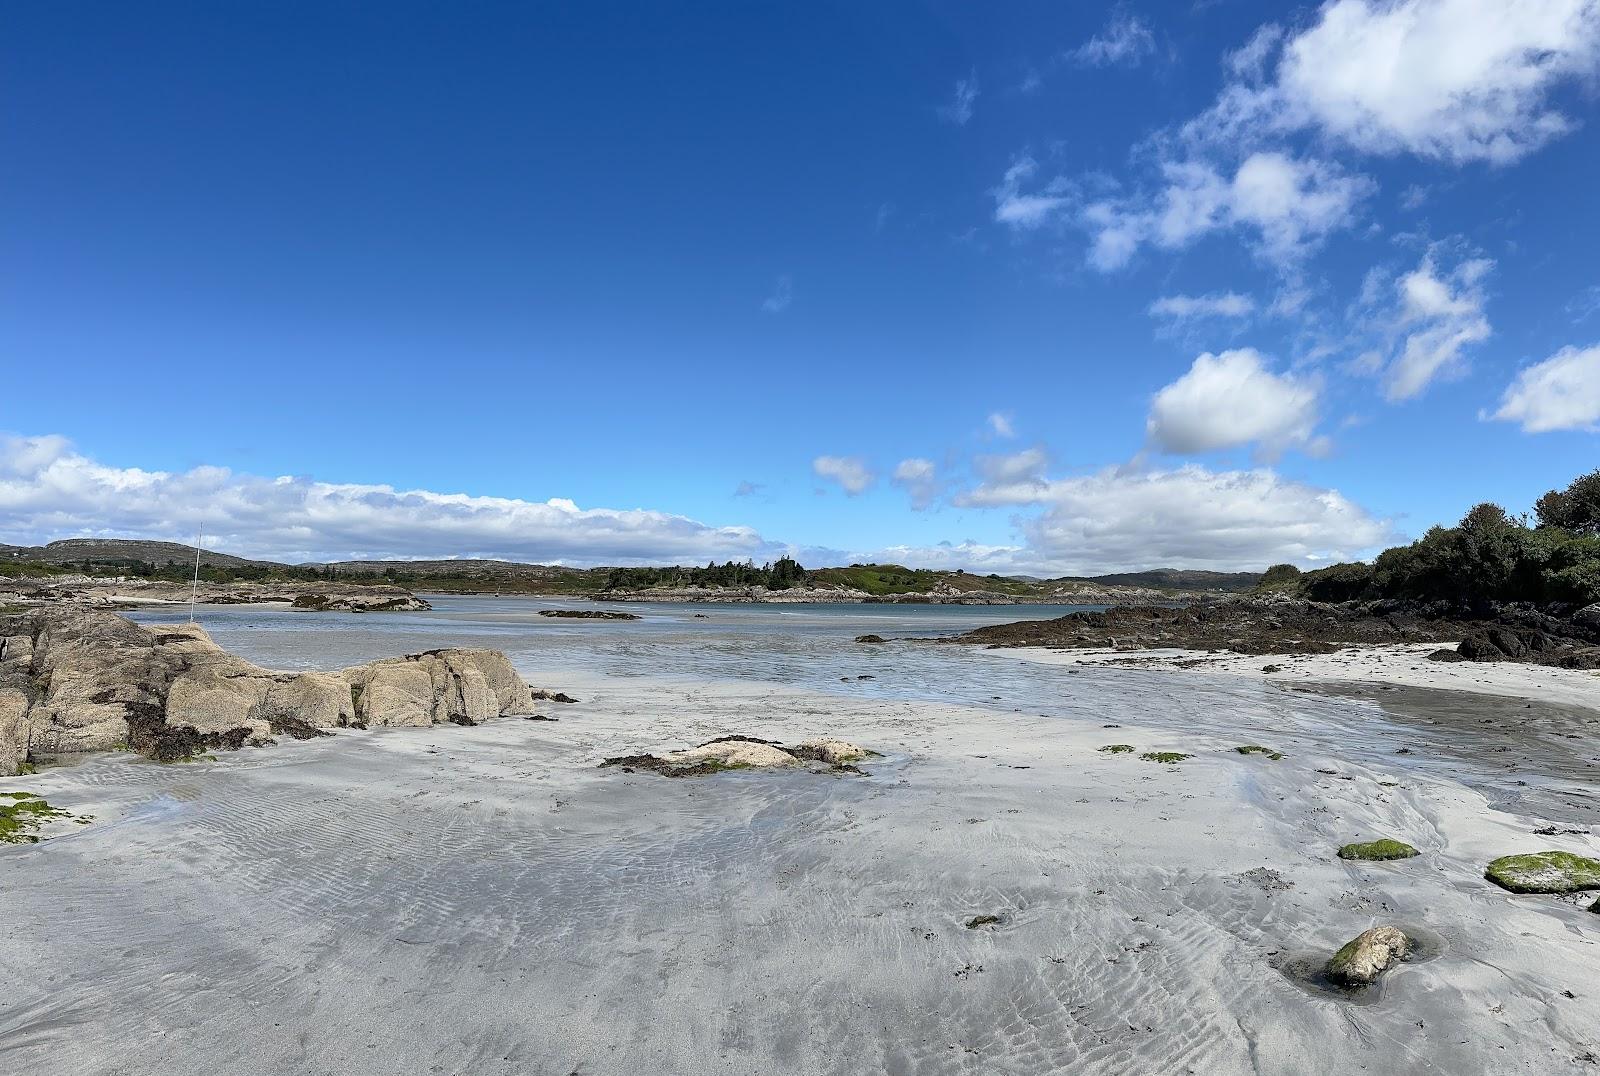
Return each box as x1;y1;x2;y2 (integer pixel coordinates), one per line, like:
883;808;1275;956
601;734;876;777
1326;925;1411;987
0;577;430;612
0;609;537;773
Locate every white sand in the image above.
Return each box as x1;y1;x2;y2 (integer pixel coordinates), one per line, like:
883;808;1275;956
988;640;1600;713
2;659;1598;1074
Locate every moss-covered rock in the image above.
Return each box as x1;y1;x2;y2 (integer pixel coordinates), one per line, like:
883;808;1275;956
1338;838;1420;861
1140;751;1190;764
1484;850;1600;893
1098;744;1134;754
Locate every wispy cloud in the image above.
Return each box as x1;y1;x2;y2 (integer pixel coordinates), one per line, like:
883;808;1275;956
1072;12;1156;68
761;275;793;313
987;412;1017;438
1147;292;1256;321
938;71;980;125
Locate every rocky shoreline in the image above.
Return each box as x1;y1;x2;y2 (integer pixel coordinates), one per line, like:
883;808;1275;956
1;576;431;612
596;582;1181;605
0;608;545;773
943;597;1600;669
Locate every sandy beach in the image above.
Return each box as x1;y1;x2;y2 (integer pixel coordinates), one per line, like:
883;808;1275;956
2;601;1597;1074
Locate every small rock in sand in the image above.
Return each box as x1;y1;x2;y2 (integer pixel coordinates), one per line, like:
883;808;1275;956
1326;925;1411;987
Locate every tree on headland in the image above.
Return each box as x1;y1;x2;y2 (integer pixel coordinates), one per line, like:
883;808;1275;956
1293;470;1600;610
1535;469;1600;537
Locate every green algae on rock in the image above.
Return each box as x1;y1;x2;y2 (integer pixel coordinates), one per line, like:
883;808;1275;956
1236;745;1284;760
1485;851;1600;893
0;791;86;844
1338;839;1421;861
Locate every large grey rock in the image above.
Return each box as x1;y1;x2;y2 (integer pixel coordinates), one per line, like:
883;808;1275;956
1326;925;1410;987
0;608;540;772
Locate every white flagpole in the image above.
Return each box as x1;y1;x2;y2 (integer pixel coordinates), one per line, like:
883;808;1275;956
190;534;202;622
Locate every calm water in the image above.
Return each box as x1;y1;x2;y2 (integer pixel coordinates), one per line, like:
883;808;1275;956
126;595;1594;822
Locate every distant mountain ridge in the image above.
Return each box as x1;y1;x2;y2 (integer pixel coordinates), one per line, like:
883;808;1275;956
2;539;1262;595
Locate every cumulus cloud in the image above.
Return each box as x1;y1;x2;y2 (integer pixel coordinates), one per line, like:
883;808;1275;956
935;463;1390;574
1277;0;1600;164
1489;343;1600;432
811;455;875;495
1003;152;1372;270
939;72;979;125
0;434;781;566
1148;292;1256;320
890;458;942;509
1189;0;1600;165
1147;349;1324;456
1377;251;1494;401
1073;12;1156;67
761;275;793;313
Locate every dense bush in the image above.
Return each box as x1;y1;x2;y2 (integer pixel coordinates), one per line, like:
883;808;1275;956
604;557;807;591
1300;562;1374;602
1259;563;1302;587
1292;471;1600;610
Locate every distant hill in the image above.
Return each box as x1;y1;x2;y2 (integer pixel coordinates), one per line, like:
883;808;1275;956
1076;569;1262;593
1;538;270;571
2;539;1260;597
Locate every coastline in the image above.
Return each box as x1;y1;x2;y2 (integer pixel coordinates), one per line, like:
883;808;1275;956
980;640;1600;713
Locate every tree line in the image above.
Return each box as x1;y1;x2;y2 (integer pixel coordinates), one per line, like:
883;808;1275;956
1263;469;1600;611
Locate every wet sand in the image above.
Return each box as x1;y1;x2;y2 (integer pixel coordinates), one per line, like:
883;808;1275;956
2;603;1598;1074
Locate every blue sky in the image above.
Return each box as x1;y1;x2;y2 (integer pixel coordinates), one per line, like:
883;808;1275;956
3;1;1599;572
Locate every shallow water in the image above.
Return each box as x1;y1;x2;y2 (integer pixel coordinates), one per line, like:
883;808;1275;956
127;597;1598;822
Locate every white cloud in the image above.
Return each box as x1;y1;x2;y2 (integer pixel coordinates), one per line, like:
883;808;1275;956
890;458;942;509
811;455;875;495
1277;0;1600;164
1489;343;1600;432
1226;23;1284;80
1147;349;1324;456
1379;251;1493;400
1189;0;1600;165
1148;292;1256;320
976;446;1050;484
0;434;781;566
992;156;1074;229
1056;152;1372;270
761;275;793;313
1073;13;1156;67
935;463;1389;574
987;412;1017;438
939;72;979;125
